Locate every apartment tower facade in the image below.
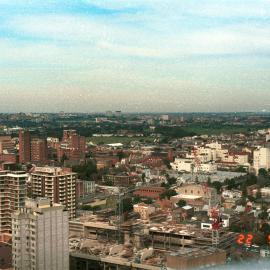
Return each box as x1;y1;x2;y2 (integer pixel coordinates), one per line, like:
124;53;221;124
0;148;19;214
31;167;77;219
12;198;69;270
0;171;27;233
30;138;48;164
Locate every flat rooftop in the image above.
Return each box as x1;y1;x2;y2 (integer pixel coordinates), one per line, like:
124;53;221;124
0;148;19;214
169;247;224;258
173;194;202;200
84;221;117;231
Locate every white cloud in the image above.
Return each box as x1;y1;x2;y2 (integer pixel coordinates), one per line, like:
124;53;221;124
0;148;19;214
83;0;149;10
84;0;270;18
1;1;270;112
4;13;270;60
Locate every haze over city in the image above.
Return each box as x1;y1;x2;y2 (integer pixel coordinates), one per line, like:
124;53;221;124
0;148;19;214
3;2;270;270
1;0;270;112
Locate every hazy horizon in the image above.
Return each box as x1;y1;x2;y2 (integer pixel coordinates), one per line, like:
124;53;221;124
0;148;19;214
1;110;270;115
1;1;270;112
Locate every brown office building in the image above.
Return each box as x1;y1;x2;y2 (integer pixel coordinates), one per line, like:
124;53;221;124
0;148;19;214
0;136;14;154
19;130;48;164
31;138;48;164
31;167;77;219
19;130;31;163
58;130;86;162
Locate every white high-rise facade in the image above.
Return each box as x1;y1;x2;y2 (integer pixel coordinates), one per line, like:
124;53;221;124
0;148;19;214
12;198;69;270
253;147;270;174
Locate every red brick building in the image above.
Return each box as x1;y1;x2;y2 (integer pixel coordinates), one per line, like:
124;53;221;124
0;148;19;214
19;130;48;164
0;153;17;163
0;136;14;154
133;187;166;199
141;155;165;168
58;130;86;162
19;130;31;163
31;138;48;164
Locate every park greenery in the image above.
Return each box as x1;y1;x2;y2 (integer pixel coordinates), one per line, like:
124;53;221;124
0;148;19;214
72;160;97;180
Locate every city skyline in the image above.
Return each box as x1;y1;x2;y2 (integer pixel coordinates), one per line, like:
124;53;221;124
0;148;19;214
1;0;270;112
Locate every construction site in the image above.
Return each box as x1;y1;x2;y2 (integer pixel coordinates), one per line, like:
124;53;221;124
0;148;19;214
68;212;232;270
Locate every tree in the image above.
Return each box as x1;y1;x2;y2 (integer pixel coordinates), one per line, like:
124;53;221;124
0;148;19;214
161;182;169;189
259;211;268;220
121;198;133;213
167;177;177;186
163;158;172;169
160;189;177;200
236;166;247;173
142;173;146;182
177;200;187;208
260;223;270;236
133;196;142;204
117;151;127;161
144;198;153;204
225;178;237;190
72;160;97;180
207;177;211;186
259;168;268;177
211;181;222;194
246;174;257;186
256;190;262;200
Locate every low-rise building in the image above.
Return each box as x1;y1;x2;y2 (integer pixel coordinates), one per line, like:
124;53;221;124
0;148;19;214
176;184;219;206
133;203;156;220
253;147;270;174
171;158;217;174
133;187;166;200
166;247;226;270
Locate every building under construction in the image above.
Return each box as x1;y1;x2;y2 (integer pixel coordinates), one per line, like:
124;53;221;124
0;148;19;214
149;223;236;252
68;214;233;270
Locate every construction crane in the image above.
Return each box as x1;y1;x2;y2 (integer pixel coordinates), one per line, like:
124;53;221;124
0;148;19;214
115;185;139;244
210;207;223;247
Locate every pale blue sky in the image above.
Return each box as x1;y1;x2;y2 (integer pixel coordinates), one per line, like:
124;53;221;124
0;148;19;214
0;0;270;113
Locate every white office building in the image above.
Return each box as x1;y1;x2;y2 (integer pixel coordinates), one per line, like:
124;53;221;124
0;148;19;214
12;198;69;270
171;158;217;174
253;147;270;174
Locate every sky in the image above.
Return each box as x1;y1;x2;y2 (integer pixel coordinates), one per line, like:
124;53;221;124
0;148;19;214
0;0;270;113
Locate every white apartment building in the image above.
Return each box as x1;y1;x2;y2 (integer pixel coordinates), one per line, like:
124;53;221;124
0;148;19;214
253;147;270;174
186;148;216;163
205;142;249;166
31;167;77;219
205;142;230;161
171;158;217;174
0;171;28;233
222;153;249;165
12;198;69;270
